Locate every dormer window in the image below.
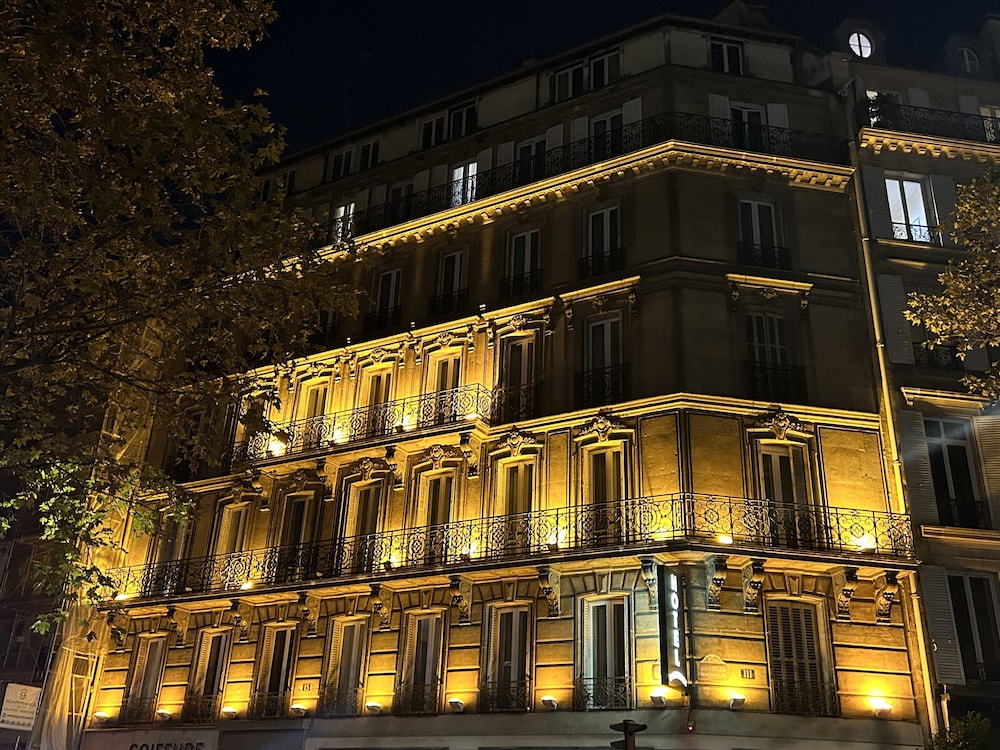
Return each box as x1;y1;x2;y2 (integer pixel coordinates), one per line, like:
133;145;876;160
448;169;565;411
957;47;980;75
710;39;743;75
554;50;621;102
848;31;873;59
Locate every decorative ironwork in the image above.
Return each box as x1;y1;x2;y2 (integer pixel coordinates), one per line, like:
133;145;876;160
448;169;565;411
247;690;290;719
575;364;630;409
316;686;361;717
771;678;838;717
573;676;632;710
480;680;531;712
579;248;626;278
106;494;913;601
857;99;1000;146
891;221;938;244
428;288;470;317
118;695;157;724
499;269;544;299
747;361;806;403
491;384;538;424
737;242;791;270
181;694;221;723
235;384;493;462
393;683;439;715
912;343;962;370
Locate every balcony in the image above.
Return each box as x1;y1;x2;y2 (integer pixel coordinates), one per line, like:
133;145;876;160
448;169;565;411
913;343;962;370
748;361;806;403
427;288;470;317
181;694;220;723
363;305;403;334
106;494;913;602
857;99;1000;146
316;685;361;718
575;364;630;409
771;678;838;717
235;384;493;462
890;221;939;245
393;683;439;715
499;269;543;299
579;247;626;279
322;114;847;245
479;680;531;712
573;676;632;710
491;383;538;424
737;242;791;270
247;690;290;719
118;695;157;724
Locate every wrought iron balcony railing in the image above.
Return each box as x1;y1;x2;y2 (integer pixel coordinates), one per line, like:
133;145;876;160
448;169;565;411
118;695;157;724
428;288;470;317
857;99;1000;146
912;343;962;370
321;114;847;246
575;364;630;409
499;269;543;299
247;690;290;720
747;361;806;403
181;694;221;723
479;680;531;712
891;221;939;244
579;247;626;279
363;305;403;333
737;242;791;270
491;383;538;424
771;678;839;717
316;685;361;718
393;683;439;715
106;494;913;601
235;384;493;462
574;676;632;710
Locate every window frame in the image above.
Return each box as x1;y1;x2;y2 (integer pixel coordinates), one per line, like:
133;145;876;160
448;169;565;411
848;31;873;59
326;149;352;181
884;173;936;243
449;101;477;139
948;573;1000;682
483;603;533;710
764;597;836;715
710;38;744;74
420;115;446;150
190;628;231;699
924;418;987;528
357;139;380;171
449;160;478;207
577;594;632;709
325;615;369;712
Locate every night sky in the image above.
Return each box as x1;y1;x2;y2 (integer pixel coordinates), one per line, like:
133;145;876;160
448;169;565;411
210;0;1000;154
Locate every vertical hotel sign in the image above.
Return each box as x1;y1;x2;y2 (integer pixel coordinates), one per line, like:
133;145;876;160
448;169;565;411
0;682;42;730
657;566;688;689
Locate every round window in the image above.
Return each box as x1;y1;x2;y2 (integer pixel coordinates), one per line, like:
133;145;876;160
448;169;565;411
848;31;873;59
958;47;980;74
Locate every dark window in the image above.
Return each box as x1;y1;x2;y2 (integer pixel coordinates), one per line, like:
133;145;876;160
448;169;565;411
949;575;1000;682
711;39;743;74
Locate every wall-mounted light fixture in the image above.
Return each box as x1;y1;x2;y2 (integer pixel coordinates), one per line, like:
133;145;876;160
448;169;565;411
649;687;668;707
220;706;238;719
93;711;109;723
869;697;892;719
729;694;746;710
541;695;558;711
155;708;172;720
290;703;307;716
447;697;465;713
365;701;382;715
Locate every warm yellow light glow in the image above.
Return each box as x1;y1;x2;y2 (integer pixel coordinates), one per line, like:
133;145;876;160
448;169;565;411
546;527;568;549
365;701;382;715
853;533;877;551
729;693;746;709
290;703;307;716
155;708;171;720
400;413;414;431
93;711;109;722
240;581;253;590
869;696;893;714
220;706;238;719
266;435;287;456
460;542;478;560
113;592;129;602
540;695;558;710
652;527;671;541
717;534;734;545
447;697;465;713
464;411;479;421
332;426;347;444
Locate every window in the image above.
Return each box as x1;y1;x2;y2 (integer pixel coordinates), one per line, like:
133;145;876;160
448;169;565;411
497;336;536;422
515;137;546;186
251;625;297;718
501;460;534;516
431;250;466;315
146;512;191;595
389;181;414;223
578;316;625;408
449;101;477;138
766;601;836;716
589;51;621;89
730;103;766;151
396;612;444;714
449;160;478;207
184;630;230;722
591;110;623;160
949;574;1000;682
957;47;980;74
502;230;541;298
275;170;295;196
281;493;315;547
308;308;339;349
483;605;531;712
739;200;787;269
758;442;816;549
341;481;382;573
925;419;988;529
358;140;379;171
421;115;445;150
430;351;462;422
554;51;620;102
582;207;622;277
215;502;249;557
848;31;873;59
330;201;355;244
885;175;934;243
710;39;743;74
322;618;367;716
369;268;402;330
577;597;631;709
360;367;394;438
980;105;1000;143
746;312;803;402
122;636;167;723
326;149;352;181
554;63;585;102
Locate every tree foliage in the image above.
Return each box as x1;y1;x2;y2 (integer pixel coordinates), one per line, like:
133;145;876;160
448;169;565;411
0;0;356;624
926;713;995;750
908;168;1000;400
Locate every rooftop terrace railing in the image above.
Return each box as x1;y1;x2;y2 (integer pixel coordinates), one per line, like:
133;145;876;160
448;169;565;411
857;99;1000;145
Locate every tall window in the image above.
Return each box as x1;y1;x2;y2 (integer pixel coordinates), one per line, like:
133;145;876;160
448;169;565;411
925;419;987;529
739;200;785;268
397;612;444;714
147;513;190;595
483;605;531;712
498;336;536;421
516;138;546;186
373;269;401;318
502;230;541;298
949;574;1000;682
578;597;630;709
502;460;534;517
432;250;465;315
326;149;351;181
979;105;1000;142
330;202;355;244
746;312;803;402
580;316;625;408
730;103;765;150
766;601;835;716
358;139;379;171
449;160;478;207
554;63;585;102
590;51;621;89
421;116;446;149
582;207;621;277
449;102;477;138
123;636;167;723
591;110;623;160
216;502;249;557
758;443;814;549
252;625;297;718
554;51;620;102
323;618;367;716
342;482;382;573
281;493;314;547
710;39;743;74
389;181;414;223
184;630;230;721
432;352;461;422
885;175;933;243
301;382;328;449
361;367;394;437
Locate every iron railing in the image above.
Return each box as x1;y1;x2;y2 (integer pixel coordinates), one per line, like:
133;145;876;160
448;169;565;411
363;306;403;333
393;683;439;715
771;678;839;717
737;242;791;270
579;248;627;279
912;343;962;370
491;384;538;424
939;496;992;531
235;384;493;462
316;685;361;717
857;99;1000;146
118;695;157;724
575;364;630;409
181;694;220;723
106;494;913;601
479;680;531;712
499;269;543;299
322;114;847;245
748;361;806;403
247;691;290;719
428;288;470;317
891;221;938;244
574;676;632;710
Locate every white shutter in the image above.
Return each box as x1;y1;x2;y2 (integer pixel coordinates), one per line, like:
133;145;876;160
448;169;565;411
919;565;965;684
929;174;957;246
497;141;515;166
957;94;980;115
861;166;893;238
413;169;430;193
964;348;990;372
371;184;387;207
545;125;563;151
622;97;643;125
897;410;939;526
708;94;730;120
354;188;369;211
476;147;493;174
431;165;448;188
256;626;276;691
766;103;789;129
876;274;915;365
907;87;930;108
570;117;588;143
974;415;1000;530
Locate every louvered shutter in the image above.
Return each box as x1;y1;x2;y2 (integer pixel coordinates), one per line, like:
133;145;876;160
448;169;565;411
974;415;1000;529
497;141;515;166
570;117;588;143
876;274;915;365
476;147;493;175
919;565;965;684
622;97;643;126
256;626;276;692
897;410;939;525
791;446;809;504
861;166;892;238
401;614;419;686
929;175;957;246
370;184;387;207
708;94;729;120
957;95;980;115
907;87;930;108
192;630;212;694
964;348;990;372
430;165;448;187
354;188;369;211
765;103;789;129
216;506;233;555
413;169;430;193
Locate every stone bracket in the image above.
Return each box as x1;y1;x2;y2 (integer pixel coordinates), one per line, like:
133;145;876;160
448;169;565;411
707;555;728;611
449;575;473;625
166;607;190;648
371;583;393;631
743;559;766;613
537;566;561;618
833;567;859;621
640;556;658;610
876;570;899;624
298;592;321;638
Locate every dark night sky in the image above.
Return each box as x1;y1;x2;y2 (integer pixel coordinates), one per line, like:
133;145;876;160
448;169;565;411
211;0;1000;154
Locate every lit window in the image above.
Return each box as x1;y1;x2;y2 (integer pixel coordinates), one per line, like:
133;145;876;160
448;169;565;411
330;201;355;244
848;31;873;58
483;605;531;712
577;597;631;709
251;625;297;718
396;612;445;714
449;160;478;207
884;175;934;243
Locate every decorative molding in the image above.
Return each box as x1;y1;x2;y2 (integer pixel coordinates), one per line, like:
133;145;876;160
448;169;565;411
899;387;988;411
497;426;542;457
706;556;728;611
575;411;630;443
875;570;899;624
298;593;321;638
166;607;190;648
345;456;393;482
537;566;561;618
727;273;812;309
232;601;252;643
750;409;811;440
833;567;859;621
415;444;464;470
370;584;392;632
449;576;473;626
107;612;128;652
743;560;766;613
640;557;658;610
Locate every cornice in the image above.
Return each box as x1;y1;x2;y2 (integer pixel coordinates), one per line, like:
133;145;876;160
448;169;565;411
858;127;1000;163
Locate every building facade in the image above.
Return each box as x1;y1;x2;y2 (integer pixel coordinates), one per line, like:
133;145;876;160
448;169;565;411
69;3;1000;749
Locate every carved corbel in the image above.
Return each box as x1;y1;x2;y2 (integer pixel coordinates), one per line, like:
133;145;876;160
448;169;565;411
449;576;473;626
230;600;252;643
640;557;658;610
706;556;728;611
833;567;859;621
107;612;128;652
166;607;190;648
298;592;321;638
743;559;766;613
875;571;899;624
370;583;392;632
537;566;561;618
459;433;478;478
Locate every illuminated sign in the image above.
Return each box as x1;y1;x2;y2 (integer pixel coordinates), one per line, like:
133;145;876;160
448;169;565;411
657;566;688;689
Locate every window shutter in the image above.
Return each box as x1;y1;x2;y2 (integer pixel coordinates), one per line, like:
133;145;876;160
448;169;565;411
570;117;588;143
963;348;990;372
708;94;729;120
216;506;233;555
907;87;930;108
476;147;493;174
257;626;276;692
791;446;809;504
370;184;387;207
876;274;915;365
974;415;1000;530
919;565;965;684
413;169;430;193
897;410;939;525
497;141;515;166
861;166;892;238
929;174;957;245
957;94;980;114
622;97;643;125
192;631;212;693
431;165;448;188
401;615;419;685
128;638;151;696
354;188;369;211
765;103;789;129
